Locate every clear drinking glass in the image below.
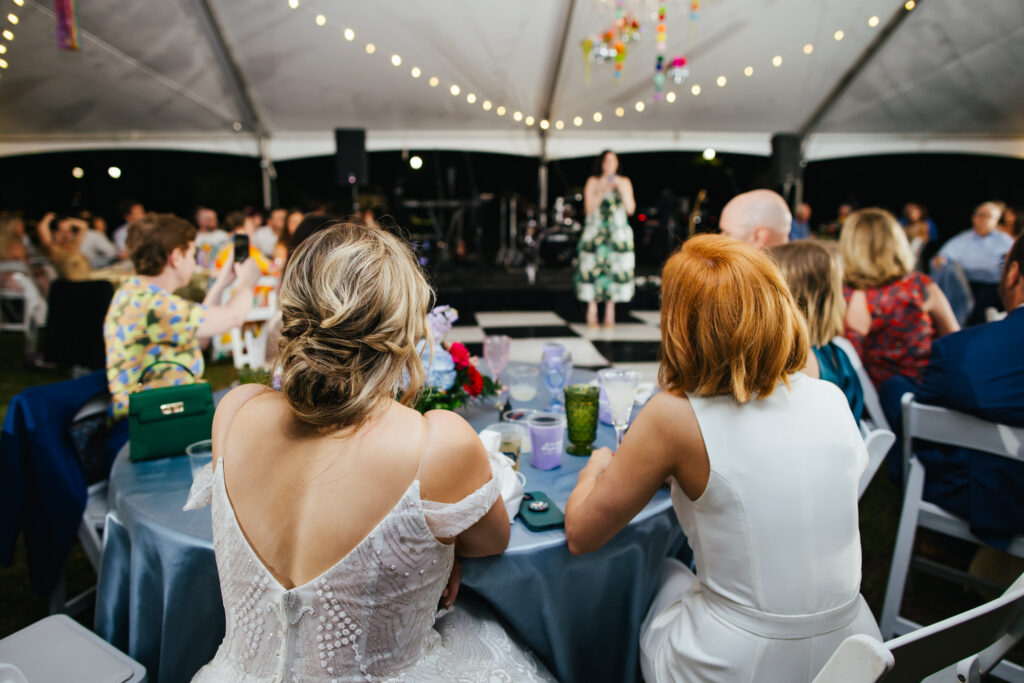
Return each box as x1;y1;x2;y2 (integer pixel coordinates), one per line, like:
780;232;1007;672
186;439;213;481
483;334;511;407
598;369;639;448
505;365;540;407
541;343;573;411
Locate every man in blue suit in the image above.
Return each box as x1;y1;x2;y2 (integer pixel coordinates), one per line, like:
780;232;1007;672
881;232;1024;547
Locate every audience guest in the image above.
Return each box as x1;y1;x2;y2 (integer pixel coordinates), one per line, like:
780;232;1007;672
213;211;271;276
565;234;879;682
77;212;120;268
253;207;286;257
194;207;229;265
0;214;28;263
933;201;1015;325
772;240;864;422
879;233;1024;544
841;208;959;386
822;203;853;239
44;215;92;280
900;202;938;264
998;205;1022;238
271;208;305;267
111;199;146;253
0;214;48;328
103;214;260;421
789;202;812;241
718;189;791;249
188;224;552;681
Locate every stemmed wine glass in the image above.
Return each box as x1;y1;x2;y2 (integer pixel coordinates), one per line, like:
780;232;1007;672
598;368;639;448
484;334;511;408
541;343;573;411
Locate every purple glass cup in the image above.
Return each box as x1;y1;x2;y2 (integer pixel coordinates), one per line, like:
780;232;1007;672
527;412;566;470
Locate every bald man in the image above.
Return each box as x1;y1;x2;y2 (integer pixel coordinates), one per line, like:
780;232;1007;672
718;189;792;249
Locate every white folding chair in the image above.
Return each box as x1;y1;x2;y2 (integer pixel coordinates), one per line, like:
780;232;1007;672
0;263;43;354
832;336;890;431
859;428;895;500
224;275;278;370
49;393;111;616
880;393;1024;679
814;572;1024;682
0;614;146;682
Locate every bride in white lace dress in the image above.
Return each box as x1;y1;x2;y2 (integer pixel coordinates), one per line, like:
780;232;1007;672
187;224;554;682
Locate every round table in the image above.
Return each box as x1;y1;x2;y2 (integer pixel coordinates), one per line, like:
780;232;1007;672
95;368;683;683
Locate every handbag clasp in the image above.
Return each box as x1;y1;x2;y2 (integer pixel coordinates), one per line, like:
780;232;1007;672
160;401;185;415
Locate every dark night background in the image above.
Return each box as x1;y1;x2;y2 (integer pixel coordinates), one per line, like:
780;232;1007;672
2;148;1022;270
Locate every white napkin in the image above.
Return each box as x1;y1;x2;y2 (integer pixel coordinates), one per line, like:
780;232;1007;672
183;462;214;511
478;429;526;522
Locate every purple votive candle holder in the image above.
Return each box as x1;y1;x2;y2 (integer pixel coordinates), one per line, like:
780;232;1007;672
527;412;566;470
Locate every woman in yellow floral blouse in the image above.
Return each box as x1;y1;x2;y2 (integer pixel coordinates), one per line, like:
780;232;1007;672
103;213;260;420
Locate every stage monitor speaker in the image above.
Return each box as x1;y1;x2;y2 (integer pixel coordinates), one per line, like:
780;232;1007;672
770;133;803;187
334;128;367;186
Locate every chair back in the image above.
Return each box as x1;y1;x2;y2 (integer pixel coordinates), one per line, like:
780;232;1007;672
901;392;1024;484
859;429;895;499
44;279;114;370
832;336;889;431
814;573;1024;682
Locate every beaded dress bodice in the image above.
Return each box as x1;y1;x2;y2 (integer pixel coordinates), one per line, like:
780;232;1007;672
187;461;522;683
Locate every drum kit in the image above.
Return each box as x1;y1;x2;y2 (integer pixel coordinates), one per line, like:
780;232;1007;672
496;195;583;277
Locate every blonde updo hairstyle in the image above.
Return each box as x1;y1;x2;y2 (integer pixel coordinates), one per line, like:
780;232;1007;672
276;223;433;432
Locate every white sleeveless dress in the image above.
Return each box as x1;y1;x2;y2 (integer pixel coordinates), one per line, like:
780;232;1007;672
640;374;881;682
185;462;554;682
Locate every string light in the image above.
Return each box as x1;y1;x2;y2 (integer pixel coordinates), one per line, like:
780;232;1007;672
614;107;625;117
772;55;783;67
524;115;535;126
868;16;880;27
0;44;5;54
833;30;844;41
409;156;423;170
287;0;298;8
593;111;604;121
702;149;716;161
634;101;645;112
691;84;701;95
6;13;17;24
665;93;675;103
716;75;727;87
13;0;24;6
466;93;476;103
410;66;421;78
539;119;550;130
512;111;523;121
0;58;7;69
555;120;565;129
71;167;84;179
428;77;439;87
2;30;12;40
344;28;354;41
904;1;915;10
496;106;506;116
573;115;583;126
482;100;492;111
108;166;122;179
390;54;401;66
365;43;375;54
744;66;754;76
803;43;813;54
449;84;460;96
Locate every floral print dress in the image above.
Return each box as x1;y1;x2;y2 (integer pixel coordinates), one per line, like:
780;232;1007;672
575;189;635;303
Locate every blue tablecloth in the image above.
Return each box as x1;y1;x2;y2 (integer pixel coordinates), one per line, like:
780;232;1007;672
95;369;683;683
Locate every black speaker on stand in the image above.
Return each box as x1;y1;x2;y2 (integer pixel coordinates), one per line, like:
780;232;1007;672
770;133;804;210
334;128;367;216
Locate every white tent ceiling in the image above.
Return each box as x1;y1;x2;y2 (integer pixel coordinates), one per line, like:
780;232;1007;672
0;0;1022;161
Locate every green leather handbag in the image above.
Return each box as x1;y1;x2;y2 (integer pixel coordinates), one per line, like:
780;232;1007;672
128;361;214;462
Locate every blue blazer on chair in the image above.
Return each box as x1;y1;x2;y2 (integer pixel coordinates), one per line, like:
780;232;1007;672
882;306;1024;547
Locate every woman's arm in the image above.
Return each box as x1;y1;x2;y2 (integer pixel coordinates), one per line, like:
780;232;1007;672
844;290;871;337
565;391;708;555
923;281;961;337
197;259;261;339
618;177;637;216
419;410;510;558
583;177;600;216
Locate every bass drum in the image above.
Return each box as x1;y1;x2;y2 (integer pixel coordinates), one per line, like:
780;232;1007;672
538;229;578;267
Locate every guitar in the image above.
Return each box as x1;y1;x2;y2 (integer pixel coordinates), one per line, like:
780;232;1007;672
688;189;708;238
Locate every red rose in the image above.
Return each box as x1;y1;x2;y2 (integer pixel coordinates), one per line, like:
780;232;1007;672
463;366;484;397
449;342;471;370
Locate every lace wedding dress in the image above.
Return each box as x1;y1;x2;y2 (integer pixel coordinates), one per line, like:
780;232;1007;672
185;462;554;682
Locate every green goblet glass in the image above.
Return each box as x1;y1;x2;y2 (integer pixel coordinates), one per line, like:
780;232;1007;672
564;384;600;456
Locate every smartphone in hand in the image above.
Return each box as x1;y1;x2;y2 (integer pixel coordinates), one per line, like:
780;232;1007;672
233;233;250;264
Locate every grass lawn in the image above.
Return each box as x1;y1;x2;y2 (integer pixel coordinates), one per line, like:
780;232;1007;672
0;329;1018;669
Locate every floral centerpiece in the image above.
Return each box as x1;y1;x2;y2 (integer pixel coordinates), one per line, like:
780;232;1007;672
414;305;501;413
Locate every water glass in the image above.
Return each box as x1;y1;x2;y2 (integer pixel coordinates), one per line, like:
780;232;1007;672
502;408;538;456
564;384;600;456
527;411;566;470
483;335;511;382
505;365;540;407
540;343;573;411
598;369;639;448
489;422;527;471
186;439;213;481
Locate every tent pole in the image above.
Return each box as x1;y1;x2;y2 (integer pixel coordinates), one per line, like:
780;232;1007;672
798;1;922;137
259;137;278;211
536;0;577;227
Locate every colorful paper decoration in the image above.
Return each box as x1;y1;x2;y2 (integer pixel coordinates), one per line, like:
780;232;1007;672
55;0;79;51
